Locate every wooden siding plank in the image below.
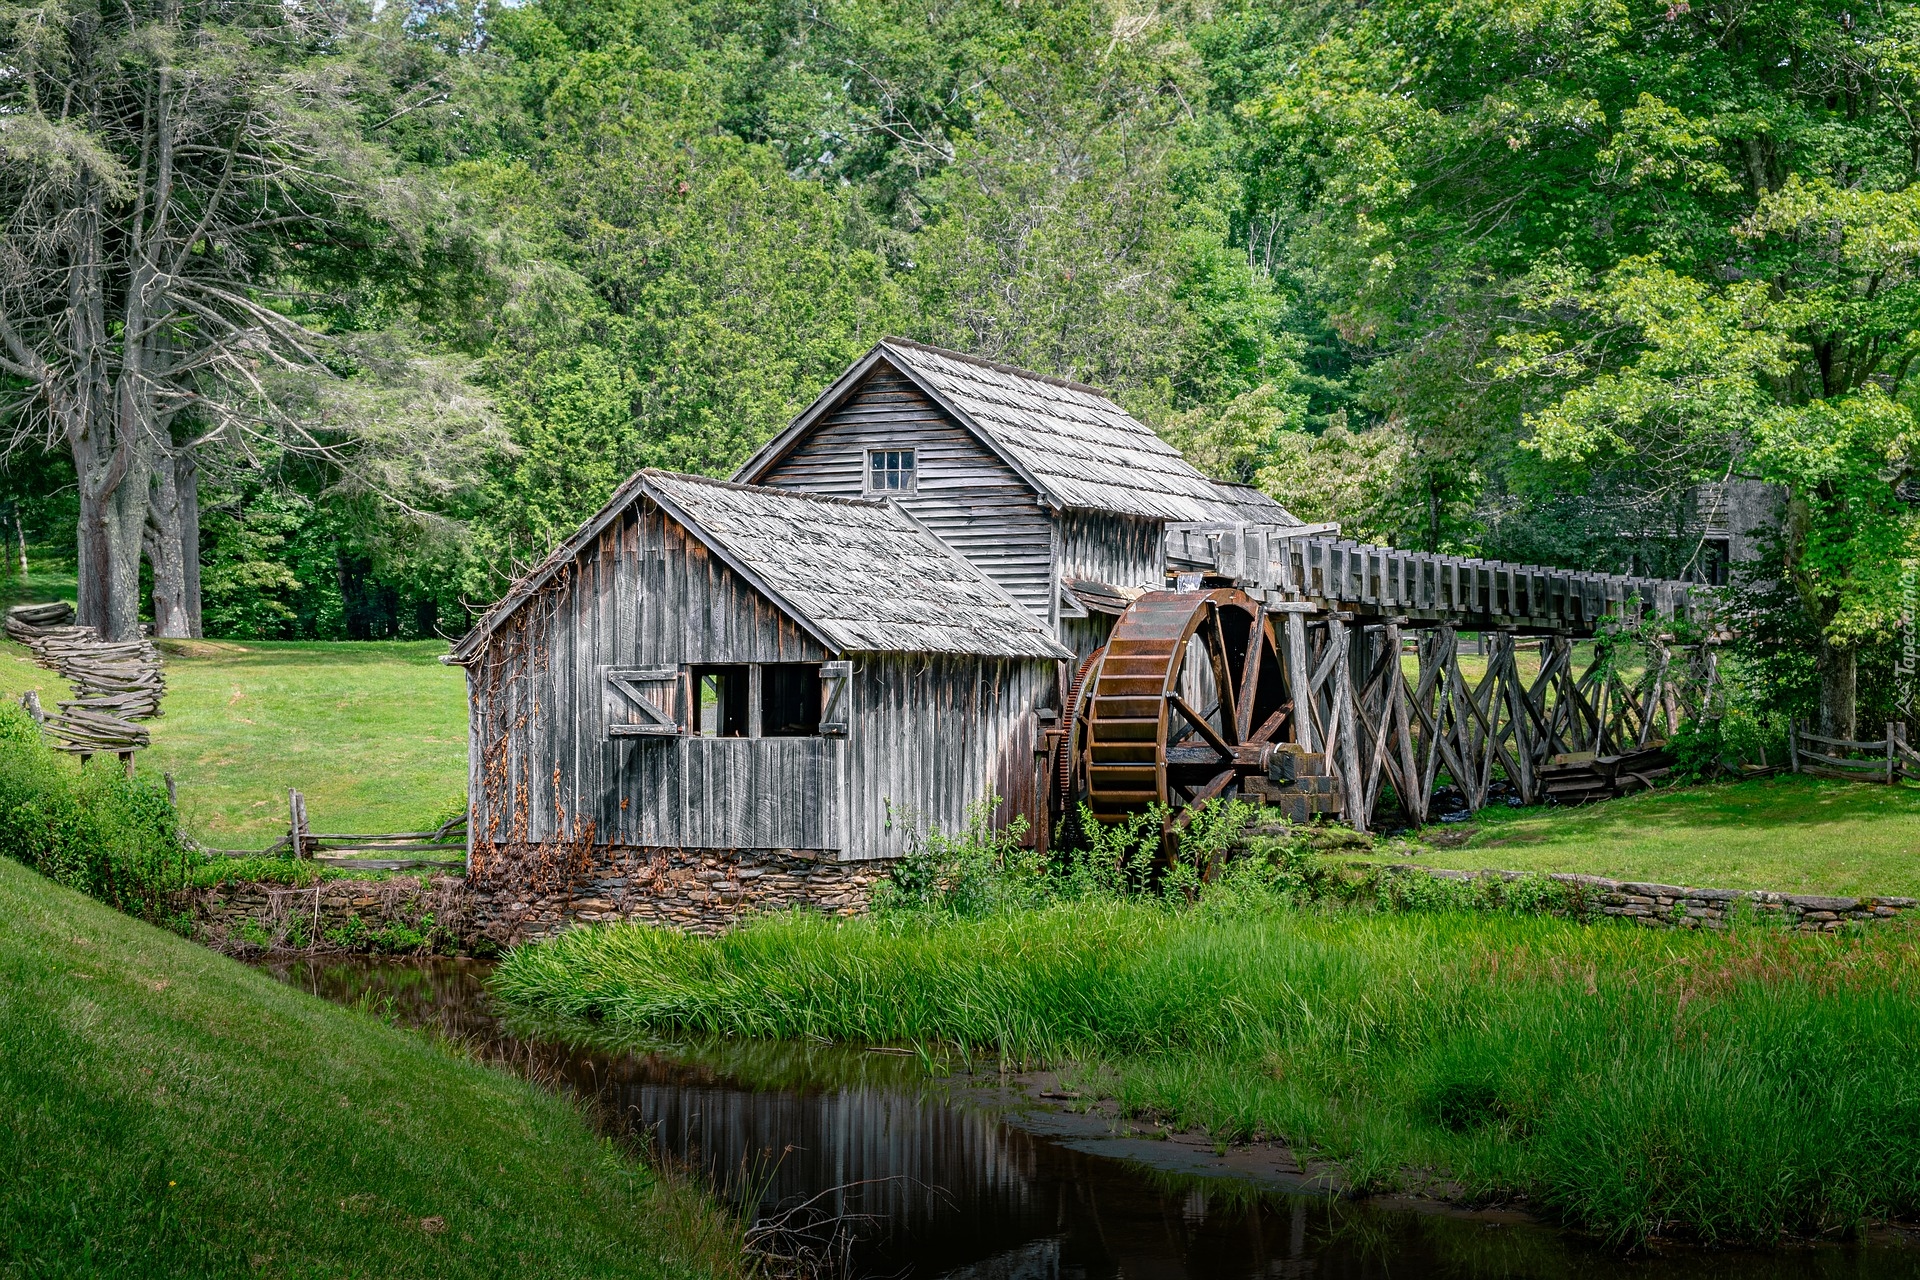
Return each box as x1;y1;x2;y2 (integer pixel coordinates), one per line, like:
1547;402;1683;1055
754;370;1057;616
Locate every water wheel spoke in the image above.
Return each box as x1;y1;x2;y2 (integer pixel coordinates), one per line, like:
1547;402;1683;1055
1247;701;1293;746
1170;769;1237;829
1170;694;1233;760
1202;603;1240;744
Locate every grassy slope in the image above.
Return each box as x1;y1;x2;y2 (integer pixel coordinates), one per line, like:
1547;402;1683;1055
494;902;1920;1244
0;637;467;850
1400;773;1920;898
0;855;740;1279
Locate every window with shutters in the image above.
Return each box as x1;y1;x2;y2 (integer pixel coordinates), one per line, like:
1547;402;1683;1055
760;663;823;736
865;448;916;493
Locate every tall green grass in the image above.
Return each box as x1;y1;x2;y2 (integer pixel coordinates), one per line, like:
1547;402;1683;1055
0;701;191;921
494;903;1920;1244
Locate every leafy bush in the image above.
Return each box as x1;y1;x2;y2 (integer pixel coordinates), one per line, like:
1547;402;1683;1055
877;797;1271;918
1671;707;1787;782
872;798;1041;917
0;702;192;920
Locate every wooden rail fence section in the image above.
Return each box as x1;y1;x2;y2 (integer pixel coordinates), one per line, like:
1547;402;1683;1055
6;602;166;770
1790;722;1917;784
204;790;469;871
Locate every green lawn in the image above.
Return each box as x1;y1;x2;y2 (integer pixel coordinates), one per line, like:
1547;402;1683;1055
0;635;467;850
0;854;741;1279
0;560;77;612
1397;773;1920;898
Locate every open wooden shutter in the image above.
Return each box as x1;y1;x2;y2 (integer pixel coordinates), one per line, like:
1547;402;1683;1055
819;661;852;737
605;667;681;737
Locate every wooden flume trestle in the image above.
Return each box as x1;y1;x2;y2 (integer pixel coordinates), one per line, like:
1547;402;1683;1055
1055;524;1714;833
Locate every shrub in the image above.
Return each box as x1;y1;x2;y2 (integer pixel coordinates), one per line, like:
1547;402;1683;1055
877;798;1269;917
0;702;192;919
873;797;1041;917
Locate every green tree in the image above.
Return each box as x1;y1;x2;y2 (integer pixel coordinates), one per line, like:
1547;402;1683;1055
1243;0;1920;731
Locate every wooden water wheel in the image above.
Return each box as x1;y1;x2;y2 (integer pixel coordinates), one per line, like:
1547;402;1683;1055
1063;589;1292;826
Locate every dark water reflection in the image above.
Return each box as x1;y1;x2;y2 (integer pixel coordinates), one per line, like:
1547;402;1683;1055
262;956;1920;1280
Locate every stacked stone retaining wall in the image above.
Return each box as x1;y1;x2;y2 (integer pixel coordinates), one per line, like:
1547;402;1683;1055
1380;865;1917;931
463;846;891;946
187;854;1915;956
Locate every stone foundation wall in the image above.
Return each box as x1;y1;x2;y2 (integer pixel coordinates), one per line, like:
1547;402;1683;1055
1381;865;1917;931
186;875;469;954
186;853;1914;957
464;846;894;946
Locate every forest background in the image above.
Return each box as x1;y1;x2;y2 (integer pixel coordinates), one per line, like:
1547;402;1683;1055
6;0;1920;731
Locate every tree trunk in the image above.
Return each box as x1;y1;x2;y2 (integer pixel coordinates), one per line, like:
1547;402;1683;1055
1817;640;1857;742
146;456;190;639
77;459;151;641
180;451;202;638
145;446;202;639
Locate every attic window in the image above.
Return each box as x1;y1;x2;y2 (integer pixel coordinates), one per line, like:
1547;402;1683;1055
866;448;916;493
690;665;748;738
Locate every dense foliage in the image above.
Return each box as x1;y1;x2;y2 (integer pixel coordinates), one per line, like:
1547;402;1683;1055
7;0;1920;719
0;703;191;921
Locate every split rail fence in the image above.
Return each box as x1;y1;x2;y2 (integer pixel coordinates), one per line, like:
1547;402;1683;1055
1790;722;1920;784
6;602;166;770
204;789;469;872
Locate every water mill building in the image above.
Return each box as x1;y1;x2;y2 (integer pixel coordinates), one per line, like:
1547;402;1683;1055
453;339;1701;939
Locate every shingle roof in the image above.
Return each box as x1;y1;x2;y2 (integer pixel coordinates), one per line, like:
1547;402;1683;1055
449;470;1068;663
645;473;1069;659
1206;481;1304;526
876;340;1240;522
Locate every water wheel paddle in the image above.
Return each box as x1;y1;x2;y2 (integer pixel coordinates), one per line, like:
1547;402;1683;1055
1069;589;1291;826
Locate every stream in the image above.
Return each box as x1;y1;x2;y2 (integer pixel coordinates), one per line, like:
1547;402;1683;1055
262;955;1920;1280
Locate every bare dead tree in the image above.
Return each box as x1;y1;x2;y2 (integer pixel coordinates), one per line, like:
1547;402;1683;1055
0;0;441;638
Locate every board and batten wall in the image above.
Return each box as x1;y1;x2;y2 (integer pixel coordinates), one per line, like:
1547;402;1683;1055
1052;509;1169;666
751;367;1058;622
841;654;1052;860
467;492;1052;867
468;496;833;855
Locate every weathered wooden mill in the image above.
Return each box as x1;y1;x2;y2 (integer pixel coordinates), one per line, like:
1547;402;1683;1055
452;339;1711;937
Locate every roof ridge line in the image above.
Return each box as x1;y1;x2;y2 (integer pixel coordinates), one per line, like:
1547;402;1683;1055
645;468;893;511
880;337;1114;400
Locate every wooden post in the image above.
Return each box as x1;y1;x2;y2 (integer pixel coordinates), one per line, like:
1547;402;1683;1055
164;773;177;807
119;750;134;779
288;789;310;859
1332;620;1365;832
1788;718;1800;774
1888;721;1897;784
1390;624;1422;824
19;689;42;722
1285;610;1314;752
